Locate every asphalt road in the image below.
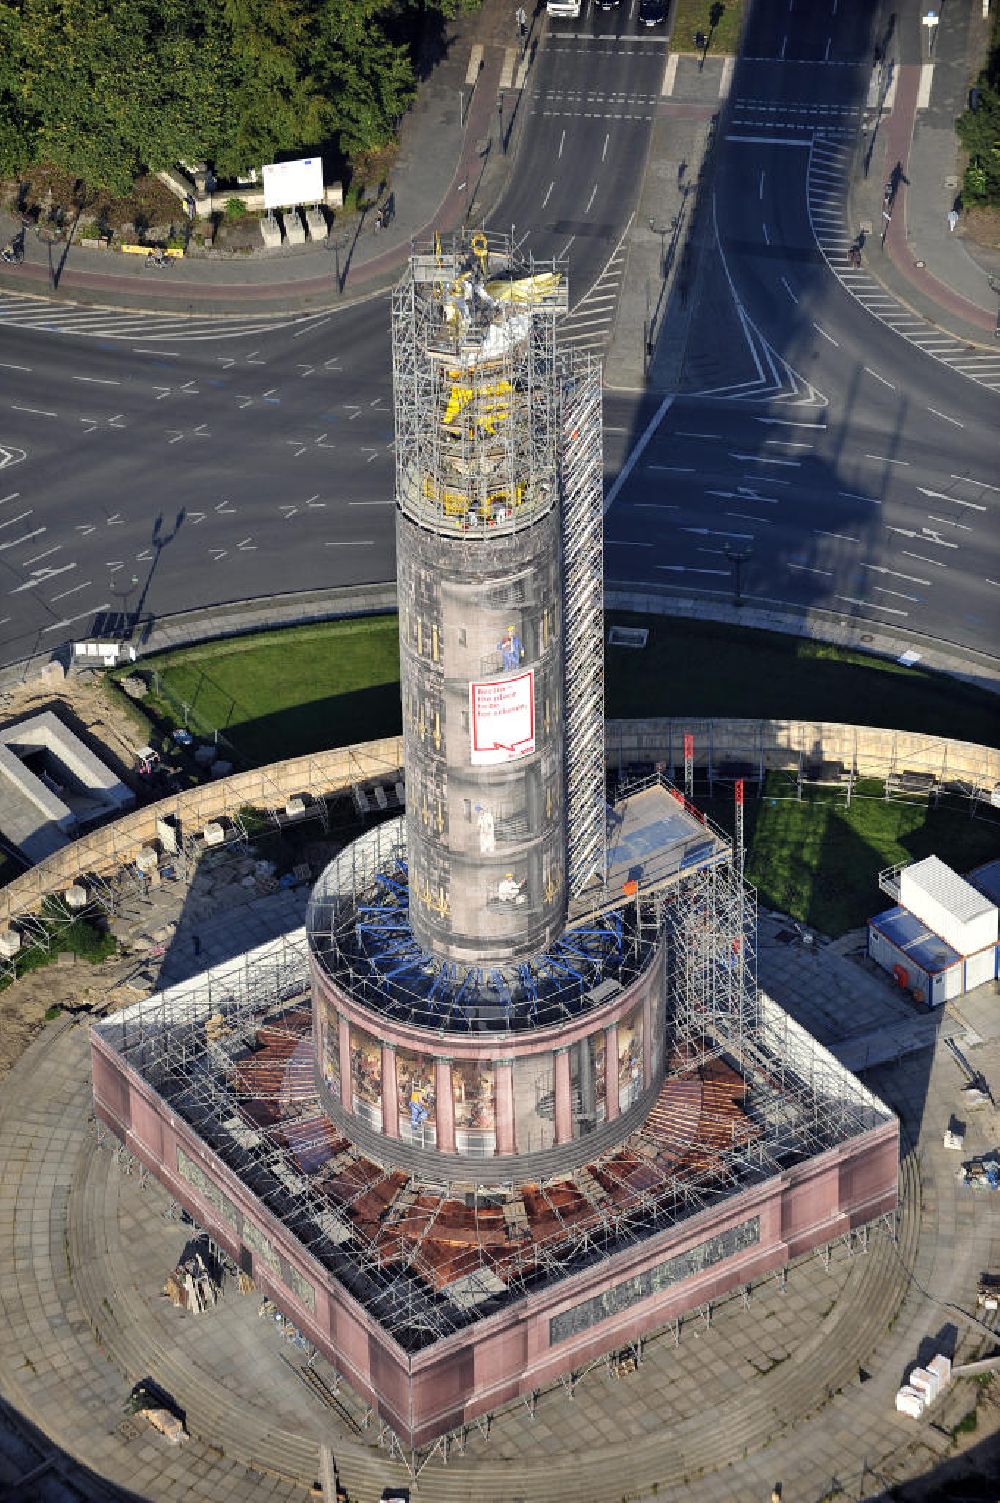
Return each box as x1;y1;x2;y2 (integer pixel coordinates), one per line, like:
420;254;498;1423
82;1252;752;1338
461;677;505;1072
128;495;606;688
0;0;996;671
604;0;1000;658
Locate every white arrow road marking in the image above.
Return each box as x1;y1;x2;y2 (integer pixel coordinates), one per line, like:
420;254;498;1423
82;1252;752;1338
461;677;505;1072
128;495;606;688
10;563;75;593
42;604;110;634
209;549;228;560
861;563;929;585
215;501;236;514
187;511;206;524
236;538;256;551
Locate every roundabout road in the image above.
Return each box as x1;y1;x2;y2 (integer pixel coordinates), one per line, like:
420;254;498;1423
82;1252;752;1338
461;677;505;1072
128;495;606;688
0;0;997;673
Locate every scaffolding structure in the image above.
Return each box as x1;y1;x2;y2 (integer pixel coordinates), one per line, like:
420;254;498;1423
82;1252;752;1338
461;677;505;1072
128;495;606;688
391;233;567;537
559;353;606;895
96;858;893;1361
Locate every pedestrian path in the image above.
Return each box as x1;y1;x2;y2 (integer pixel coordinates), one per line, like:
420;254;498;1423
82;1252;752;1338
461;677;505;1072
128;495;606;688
808;140;1000;394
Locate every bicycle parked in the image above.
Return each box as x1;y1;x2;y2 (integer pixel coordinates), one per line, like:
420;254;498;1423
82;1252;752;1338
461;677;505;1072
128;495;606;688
0;231;24;265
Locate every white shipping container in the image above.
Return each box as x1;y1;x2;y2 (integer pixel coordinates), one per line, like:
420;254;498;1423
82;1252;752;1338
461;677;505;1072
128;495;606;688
909;1366;939;1401
965;945;998;992
927;1353;952;1388
895;1385;925;1418
931;963;965;1007
899;856;998;956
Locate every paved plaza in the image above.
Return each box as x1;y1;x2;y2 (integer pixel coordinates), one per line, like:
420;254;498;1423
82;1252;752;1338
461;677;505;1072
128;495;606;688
2;870;1000;1501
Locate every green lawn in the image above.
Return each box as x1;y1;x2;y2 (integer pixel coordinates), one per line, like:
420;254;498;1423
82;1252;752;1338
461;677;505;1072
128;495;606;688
114;614;1000;936
120;613;1000;765
125;617;403;767
670;0;744;55
606;613;1000;749
702;778;1000;936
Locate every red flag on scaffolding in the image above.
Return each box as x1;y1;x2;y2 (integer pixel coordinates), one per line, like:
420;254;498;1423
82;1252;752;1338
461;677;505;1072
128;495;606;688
622;879;639;897
735;778;744;805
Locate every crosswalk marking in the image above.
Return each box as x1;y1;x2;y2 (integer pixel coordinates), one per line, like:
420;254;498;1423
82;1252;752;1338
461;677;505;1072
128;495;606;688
806;139;1000;393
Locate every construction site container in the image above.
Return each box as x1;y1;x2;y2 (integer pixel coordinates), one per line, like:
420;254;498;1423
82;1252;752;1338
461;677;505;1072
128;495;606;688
868;907;963;1006
869;902;998;1005
898;856;998;956
895;1385;925;1418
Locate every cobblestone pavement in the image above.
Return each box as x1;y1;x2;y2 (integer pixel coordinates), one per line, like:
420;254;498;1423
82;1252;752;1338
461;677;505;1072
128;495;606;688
2;887;1000;1501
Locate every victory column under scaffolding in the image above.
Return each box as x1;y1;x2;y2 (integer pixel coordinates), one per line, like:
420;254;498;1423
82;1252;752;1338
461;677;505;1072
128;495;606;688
89;233;899;1457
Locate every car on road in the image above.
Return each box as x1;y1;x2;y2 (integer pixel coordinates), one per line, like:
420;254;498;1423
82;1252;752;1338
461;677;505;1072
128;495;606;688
638;0;667;24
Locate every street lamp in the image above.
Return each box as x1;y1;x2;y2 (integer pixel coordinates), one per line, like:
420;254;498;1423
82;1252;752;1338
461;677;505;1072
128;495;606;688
648;216;673;279
723;543;752;606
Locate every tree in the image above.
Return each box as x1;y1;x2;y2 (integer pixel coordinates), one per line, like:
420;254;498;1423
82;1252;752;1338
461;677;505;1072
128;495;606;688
313;0;415;159
957;83;1000;206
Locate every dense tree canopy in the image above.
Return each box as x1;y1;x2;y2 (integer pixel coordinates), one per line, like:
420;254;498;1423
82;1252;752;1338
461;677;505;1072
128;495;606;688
0;0;464;193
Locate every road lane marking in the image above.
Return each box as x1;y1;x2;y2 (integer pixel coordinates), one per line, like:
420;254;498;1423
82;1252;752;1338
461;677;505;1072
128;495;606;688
754;417;825;428
863;366;895;389
73;376;120;385
729;452;800;466
50;580;91;601
952;474;1000;492
836;595;907;616
12;405;57;417
542;181;554;208
838;491;882;504
762;223;770;245
788;562;833;575
926;514;971;530
865;454;909;465
815;530;859;542
813;323;839;346
780;276;798;304
725;136;812;145
927;407;963;427
918;486;985;510
902;551;947;567
604;395;674;513
585;183;599;213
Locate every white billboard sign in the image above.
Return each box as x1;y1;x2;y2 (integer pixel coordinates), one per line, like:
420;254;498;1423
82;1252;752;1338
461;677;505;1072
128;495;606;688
262;157;324;210
470;671;535;765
